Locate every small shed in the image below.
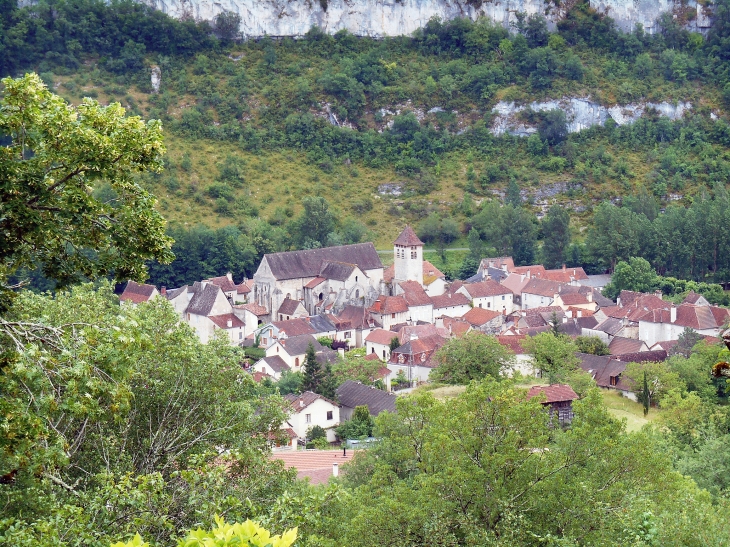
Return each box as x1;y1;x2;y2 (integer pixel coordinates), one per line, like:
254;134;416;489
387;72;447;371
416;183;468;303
527;384;579;426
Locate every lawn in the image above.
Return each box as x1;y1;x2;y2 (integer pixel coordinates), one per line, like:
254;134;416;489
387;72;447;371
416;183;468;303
600;389;660;433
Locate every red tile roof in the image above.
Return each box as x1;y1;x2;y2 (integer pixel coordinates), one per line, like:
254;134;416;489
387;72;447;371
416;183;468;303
423;260;446;281
270;450;356;485
209;313;245;329
205;275;237;293
238;303;269;316
439;316;472;337
463;279;512;298
463;307;502;326
560;293;590;306
496;335;527;354
366;328;398;346
394;225;424;246
543;266;589;282
522;278;563;298
370;295;409;314
236;282;251;294
120;280;157;303
399;280;433;307
304;277;327;289
608;336;647;355
278;297;304;316
527;384;578;404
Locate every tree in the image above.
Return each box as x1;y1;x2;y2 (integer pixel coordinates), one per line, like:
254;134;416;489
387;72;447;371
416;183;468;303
336;404;374;440
0;284;295;545
669;327;704;359
602;257;659;300
301;342;323;393
0;74;173;290
624;360;685;407
505;179;521;207
642;371;650;416
538;109;568;146
430;332;514;384
522;331;579;382
575;336;610;356
214;10;242;42
277;370;304;395
294;196;336;248
541;204;571;269
336;380;728;546
467;227;483;260
389;337;401;352
332;348;388;386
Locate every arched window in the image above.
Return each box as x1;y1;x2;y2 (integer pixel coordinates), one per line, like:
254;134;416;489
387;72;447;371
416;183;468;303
319;292;324;301
355;289;360;298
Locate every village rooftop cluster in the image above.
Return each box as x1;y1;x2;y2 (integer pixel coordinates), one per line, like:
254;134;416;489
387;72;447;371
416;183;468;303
121;226;730;450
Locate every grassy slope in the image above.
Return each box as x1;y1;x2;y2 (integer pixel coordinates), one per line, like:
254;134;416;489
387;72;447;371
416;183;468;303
48;31;726;247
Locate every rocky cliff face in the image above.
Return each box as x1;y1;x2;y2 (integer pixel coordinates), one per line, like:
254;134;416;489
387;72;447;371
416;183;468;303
141;0;712;38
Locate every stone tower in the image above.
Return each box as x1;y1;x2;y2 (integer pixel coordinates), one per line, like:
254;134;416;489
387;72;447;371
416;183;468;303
394;225;424;287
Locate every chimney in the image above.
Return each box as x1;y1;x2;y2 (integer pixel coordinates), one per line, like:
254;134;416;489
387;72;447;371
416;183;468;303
160;286;166;295
227;272;233;282
227;319;233;328
655;290;663;299
299;399;304;408
670;307;677;323
332;463;339;477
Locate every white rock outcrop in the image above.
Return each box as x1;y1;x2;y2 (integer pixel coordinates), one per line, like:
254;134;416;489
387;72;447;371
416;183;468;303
491;97;692;137
141;0;712;38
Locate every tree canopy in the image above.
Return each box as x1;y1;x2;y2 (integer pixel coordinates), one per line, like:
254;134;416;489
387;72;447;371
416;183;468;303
0;74;173;290
430;332;514;384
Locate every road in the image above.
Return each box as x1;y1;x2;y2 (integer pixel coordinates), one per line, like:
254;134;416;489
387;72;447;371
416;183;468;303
377;248;469;254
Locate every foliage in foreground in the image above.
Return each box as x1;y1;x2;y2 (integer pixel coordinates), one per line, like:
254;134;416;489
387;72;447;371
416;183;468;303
111;517;297;547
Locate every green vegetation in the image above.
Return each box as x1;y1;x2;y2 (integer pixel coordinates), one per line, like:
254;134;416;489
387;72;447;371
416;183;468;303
7;0;730;288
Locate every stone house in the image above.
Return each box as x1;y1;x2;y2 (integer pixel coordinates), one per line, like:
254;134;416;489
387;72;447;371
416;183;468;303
183;283;234;344
368;295;409;330
366;328;398;361
521;278;563;310
253;355;290;380
208;313;246;344
232;302;270;338
431;292;471;319
462;307;504;334
387;334;447;384
397;280;434;324
457;279;513;312
277;297;308;321
265;334;329;370
283;391;340;443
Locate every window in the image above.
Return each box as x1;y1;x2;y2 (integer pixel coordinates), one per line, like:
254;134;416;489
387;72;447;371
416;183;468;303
239;332;243;339
411;252;417;259
295;357;300;366
305;414;311;423
262;337;268;345
487;302;491;308
391;313;395;319
355;289;360;298
276;346;279;353
502;295;505;300
345;331;352;338
355;275;358;282
327;411;333;420
479;303;482;308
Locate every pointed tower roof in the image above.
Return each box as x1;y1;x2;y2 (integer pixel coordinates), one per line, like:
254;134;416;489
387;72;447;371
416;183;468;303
394;225;424;246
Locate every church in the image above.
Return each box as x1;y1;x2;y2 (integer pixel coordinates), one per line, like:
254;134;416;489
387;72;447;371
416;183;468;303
252;226;444;317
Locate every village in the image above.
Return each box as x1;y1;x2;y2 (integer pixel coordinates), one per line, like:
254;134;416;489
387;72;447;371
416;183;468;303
120;225;730;463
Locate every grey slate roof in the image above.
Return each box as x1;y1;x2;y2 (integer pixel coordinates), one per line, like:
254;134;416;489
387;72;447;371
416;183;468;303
264;243;382;281
308;314;337;333
186;283;223;316
165;286;187;300
336;380;397;416
278;297;303;316
261;355;290;373
594;317;624;336
279;334;325;356
320;261;357;281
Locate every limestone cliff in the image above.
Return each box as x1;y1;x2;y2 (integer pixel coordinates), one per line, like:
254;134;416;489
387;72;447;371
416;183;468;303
141;0;713;38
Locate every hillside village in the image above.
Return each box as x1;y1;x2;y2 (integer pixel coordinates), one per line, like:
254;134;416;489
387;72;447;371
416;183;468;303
121;225;730;451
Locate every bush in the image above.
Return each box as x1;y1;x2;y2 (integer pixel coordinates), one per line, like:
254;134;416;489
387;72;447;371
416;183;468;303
307;425;327;441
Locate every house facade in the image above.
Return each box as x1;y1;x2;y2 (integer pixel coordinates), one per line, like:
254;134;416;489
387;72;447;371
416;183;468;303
284;392;341;442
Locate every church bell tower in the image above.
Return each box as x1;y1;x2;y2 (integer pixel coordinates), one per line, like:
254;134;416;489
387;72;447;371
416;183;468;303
393;225;424;287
